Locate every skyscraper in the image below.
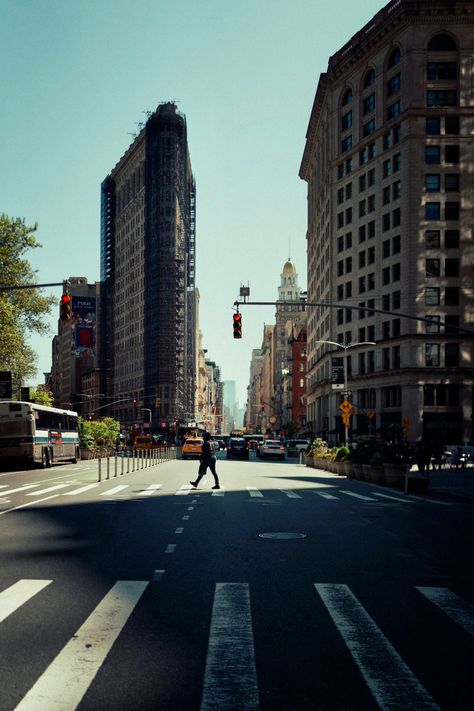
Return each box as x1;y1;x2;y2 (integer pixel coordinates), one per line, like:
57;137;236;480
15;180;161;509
100;102;196;430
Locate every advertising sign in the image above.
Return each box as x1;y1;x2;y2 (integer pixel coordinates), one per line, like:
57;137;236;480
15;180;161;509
331;358;344;390
72;296;96;356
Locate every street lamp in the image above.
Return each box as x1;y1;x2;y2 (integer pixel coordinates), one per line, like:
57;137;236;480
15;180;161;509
316;340;376;445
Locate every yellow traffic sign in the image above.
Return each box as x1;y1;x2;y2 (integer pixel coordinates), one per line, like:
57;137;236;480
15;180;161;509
339;400;352;413
367;410;375;419
341;412;351;426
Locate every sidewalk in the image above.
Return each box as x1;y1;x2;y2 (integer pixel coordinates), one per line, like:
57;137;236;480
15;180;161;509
423;465;474;501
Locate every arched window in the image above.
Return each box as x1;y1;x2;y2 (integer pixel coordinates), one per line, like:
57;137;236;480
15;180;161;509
428;33;457;51
363;68;376;89
342;88;353;106
388;47;401;69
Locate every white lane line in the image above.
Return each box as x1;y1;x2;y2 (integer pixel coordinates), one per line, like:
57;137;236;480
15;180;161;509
212;487;225;496
201;583;259;711
63;484;100;496
0;495;60;516
175;527;184;534
137;484;163;496
26;484;72;497
152;569;165;582
99;485;129;497
187;506;194;511
313;491;339;500
0;579;52;623
280;489;302;499
339;490;377;501
165;544;176;553
1;484;41;496
182;515;190;520
0;484;9;488
416;587;474;638
314;584;439;710
246;487;263;498
176;484;193;495
372;492;414;504
14;580;148;711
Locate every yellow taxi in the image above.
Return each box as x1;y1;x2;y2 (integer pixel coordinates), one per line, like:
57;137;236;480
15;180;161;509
133;435;154;450
182;437;203;460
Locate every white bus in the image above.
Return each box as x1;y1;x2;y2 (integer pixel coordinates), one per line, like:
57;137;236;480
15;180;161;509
0;401;80;468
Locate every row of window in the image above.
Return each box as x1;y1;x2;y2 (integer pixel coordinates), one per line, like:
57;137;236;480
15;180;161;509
425;286;460;306
426;258;460;278
425;343;460;367
425;229;459;249
425;173;459;192
425;201;460;221
426;144;459;163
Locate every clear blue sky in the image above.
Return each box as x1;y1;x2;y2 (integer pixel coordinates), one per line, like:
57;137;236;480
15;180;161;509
1;0;384;406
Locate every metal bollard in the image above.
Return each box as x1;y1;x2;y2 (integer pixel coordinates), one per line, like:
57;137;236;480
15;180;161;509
127;452;130;474
132;451;136;472
106;456;110;480
98;457;102;482
121;454;124;476
114;455;118;478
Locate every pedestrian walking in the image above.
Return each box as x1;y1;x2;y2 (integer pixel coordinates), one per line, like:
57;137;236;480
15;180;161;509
190;432;220;489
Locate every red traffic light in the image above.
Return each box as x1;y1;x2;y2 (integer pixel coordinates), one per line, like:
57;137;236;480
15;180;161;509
60;293;72;321
233;312;242;339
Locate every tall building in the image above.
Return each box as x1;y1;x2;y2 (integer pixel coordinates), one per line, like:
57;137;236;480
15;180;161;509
300;0;474;444
100;103;196;431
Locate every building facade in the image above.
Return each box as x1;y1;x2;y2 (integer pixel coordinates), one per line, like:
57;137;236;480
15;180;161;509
300;0;474;445
100;103;196;431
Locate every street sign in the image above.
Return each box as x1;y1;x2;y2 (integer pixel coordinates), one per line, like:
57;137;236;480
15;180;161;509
367;410;375;419
331;358;344;390
339;400;353;413
341;412;351;426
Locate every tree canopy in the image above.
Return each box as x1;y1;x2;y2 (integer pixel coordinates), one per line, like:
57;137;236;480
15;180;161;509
0;214;56;390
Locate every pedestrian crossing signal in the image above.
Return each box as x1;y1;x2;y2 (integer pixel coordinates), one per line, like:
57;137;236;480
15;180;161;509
233;312;242;339
60;293;72;321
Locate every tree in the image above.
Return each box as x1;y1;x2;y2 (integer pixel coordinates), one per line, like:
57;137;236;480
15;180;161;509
78;417;121;450
0;214;56;390
30;385;54;406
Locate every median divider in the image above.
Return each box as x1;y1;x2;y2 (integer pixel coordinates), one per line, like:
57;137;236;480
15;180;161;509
97;446;177;482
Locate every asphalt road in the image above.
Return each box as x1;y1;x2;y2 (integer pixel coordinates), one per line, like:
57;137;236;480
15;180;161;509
0;452;473;710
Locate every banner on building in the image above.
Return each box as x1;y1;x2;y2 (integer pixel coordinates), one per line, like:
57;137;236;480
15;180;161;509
331;358;345;390
72;296;96;356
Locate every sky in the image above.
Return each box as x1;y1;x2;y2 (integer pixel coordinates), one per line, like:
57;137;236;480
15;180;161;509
1;0;385;407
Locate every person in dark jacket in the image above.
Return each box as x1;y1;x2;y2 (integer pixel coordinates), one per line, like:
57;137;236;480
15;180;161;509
190;432;220;489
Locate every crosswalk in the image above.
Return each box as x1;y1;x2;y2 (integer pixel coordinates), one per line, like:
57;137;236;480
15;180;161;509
0;480;441;511
1;577;472;710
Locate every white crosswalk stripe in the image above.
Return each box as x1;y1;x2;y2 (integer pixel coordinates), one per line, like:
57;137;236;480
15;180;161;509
279;489;302;499
137;484;163;496
313;491;339;499
339;490;377;501
176;484;193;495
99;485;129;496
246;486;263;497
26;484;72;496
2;578;473;709
63;484;100;496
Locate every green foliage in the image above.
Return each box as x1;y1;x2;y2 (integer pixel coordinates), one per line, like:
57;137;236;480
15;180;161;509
306;437;328;456
79;417;121;450
0;214;56;389
30;385;54;406
335;445;350;462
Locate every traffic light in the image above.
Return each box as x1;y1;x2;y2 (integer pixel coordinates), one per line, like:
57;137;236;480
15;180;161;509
233;312;242;339
60;293;72;321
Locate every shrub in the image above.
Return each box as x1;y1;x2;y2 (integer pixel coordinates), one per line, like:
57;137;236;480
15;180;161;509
335;446;350;462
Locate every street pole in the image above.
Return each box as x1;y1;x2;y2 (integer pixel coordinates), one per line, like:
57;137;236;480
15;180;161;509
343;350;349;446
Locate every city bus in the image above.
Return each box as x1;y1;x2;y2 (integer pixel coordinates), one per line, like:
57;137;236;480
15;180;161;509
0;401;80;468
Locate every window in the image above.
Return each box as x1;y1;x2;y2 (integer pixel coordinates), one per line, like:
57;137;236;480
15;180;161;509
382;266;390;285
445;174;459;192
363;119;376;137
337;284;344;300
359;200;366;217
382;294;390;311
445;315;459;334
445;116;459;135
337;309;344;325
445;229;459;248
345;281;352;298
383;132;392;150
359;251;366;268
393;153;401;171
359;148;368;166
425;315;440;334
382;321;390;339
427;90;457;107
383;348;390;369
337;188;344;204
425;230;440;248
392;264;400;282
342;111;352;131
337;212;344;228
383;240;390;258
368;246;375;264
345;207;352;224
393;125;401;144
345;232;352;249
383;186;391;205
445;287;459;305
337;163;344;179
424;384;459;407
392;291;401;309
368;168;375;186
444;258;459;277
345;256;352;273
337;260;344;276
359;276;366;294
345;308;352;323
445;343;459;367
387;101;401;120
363;93;375;115
358;353;366;374
427;33;457;51
342;88;353;105
359;225;366;243
425;344;440;367
346;157;353;173
392;235;400;254
425;146;440;164
445;145;459;163
425;287;440;305
427;62;457;80
368;195;375;212
425;203;440;220
392;180;401;200
387;73;401;96
392;208;401;227
345;183;352;199
368;221;375;239
359;174;366;192
445;202;459;220
363;68;375;88
383;213;391;231
388;47;401;68
392;346;400;369
368;325;375;341
341;136;352;152
368;273;375;290
426;117;440;135
426;259;440;277
383;159;392;178
425;174;440;192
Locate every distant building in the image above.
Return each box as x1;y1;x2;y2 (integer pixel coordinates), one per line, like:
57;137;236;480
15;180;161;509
300;0;474;444
100;102;197;432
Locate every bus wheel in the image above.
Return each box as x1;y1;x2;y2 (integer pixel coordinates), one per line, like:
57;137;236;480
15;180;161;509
71;447;79;464
47;447;53;467
41;448;49;468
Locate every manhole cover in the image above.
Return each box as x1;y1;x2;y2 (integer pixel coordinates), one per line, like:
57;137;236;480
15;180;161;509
258;532;307;540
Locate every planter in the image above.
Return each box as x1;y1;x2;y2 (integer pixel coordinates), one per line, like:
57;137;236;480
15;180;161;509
361;464;373;481
333;461;346;476
369;466;386;485
81;449;97;460
305;455;314;468
351;463;364;479
342;461;353;478
383;463;407;489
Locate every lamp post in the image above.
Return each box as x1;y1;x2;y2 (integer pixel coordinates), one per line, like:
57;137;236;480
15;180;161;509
316;340;376;446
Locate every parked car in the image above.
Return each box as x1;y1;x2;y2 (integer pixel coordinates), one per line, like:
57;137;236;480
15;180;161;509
182;437;203;460
227;437;249;460
286;439;310;457
259;440;286;460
